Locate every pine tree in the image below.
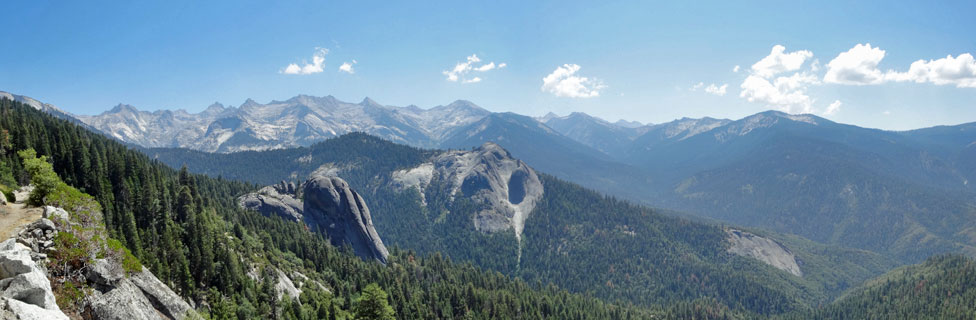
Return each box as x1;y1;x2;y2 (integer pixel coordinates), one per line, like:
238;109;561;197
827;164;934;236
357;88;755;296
353;283;396;320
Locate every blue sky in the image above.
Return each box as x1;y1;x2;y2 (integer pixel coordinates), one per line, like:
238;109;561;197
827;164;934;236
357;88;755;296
1;1;974;130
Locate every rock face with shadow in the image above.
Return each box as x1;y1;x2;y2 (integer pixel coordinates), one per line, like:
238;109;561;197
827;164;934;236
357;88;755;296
239;175;390;264
392;142;544;240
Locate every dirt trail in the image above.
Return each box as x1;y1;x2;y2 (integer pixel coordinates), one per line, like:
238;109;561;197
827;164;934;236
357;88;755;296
0;199;43;240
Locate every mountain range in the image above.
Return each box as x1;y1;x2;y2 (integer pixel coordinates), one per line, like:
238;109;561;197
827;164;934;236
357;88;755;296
10;91;976;263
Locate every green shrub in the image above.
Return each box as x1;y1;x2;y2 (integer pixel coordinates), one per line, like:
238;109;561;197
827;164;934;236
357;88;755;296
18;149;61;206
107;238;143;274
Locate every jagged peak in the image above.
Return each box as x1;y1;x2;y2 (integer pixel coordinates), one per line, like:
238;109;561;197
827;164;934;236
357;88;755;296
359;97;382;107
109;103;139;113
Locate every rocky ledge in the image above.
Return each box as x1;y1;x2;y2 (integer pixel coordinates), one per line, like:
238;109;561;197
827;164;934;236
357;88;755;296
0;204;200;320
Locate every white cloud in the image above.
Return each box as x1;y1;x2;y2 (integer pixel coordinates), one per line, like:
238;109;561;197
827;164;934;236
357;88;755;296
822;44;976;88
691;82;704;90
740;73;819;113
281;48;328;75
443;54;506;84
541;64;606;98
739;45;821;114
338;60;357;74
824;100;842;115
733;65;741;73
886;53;976;88
883;110;891;115
751;45;814;78
705;83;728;96
824;43;886;85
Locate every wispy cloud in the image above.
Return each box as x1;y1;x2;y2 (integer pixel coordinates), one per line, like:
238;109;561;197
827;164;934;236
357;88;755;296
281;48;328;75
443;54;506;84
824;100;842;115
541;64;606;98
690;82;728;96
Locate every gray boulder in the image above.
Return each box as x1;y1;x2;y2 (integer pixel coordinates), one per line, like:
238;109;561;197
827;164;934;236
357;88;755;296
0;239;65;318
304;175;390;264
85;280;164;320
0;297;69;320
42;206;69;221
87;259;124;287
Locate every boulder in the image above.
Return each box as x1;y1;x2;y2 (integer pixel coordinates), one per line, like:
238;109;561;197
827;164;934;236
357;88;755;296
87;258;123;287
0;239;62;313
0;297;69;320
42;206;69;221
13;186;33;203
304;174;389;264
85;280;164;320
128;267;198;320
27;219;55;232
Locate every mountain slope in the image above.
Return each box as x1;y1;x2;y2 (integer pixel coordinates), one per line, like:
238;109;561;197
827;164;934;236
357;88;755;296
802;255;976;319
1;95;666;319
617;111;976;262
146;132;898;316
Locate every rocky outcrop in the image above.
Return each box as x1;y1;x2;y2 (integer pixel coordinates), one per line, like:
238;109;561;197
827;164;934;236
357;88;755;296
303;175;389;263
0;238;68;320
240;175;390;264
89;266;199;320
392;143;544;238
83;262;199;320
237;181;304;222
2;204;199;320
726;229;803;277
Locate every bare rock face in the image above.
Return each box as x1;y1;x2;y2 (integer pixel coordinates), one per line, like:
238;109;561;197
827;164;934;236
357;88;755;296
238;181;304;222
303;175;390;264
239;175;390;264
726;229;803;277
393;142;544;239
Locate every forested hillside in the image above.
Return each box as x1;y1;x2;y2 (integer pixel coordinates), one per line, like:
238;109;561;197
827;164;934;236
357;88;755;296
1;97;670;319
145;130;897;316
797;255;976;319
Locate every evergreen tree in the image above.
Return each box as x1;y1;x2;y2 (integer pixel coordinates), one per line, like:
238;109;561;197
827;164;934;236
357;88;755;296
353;284;396;320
